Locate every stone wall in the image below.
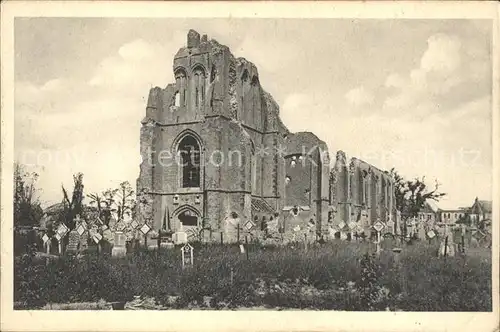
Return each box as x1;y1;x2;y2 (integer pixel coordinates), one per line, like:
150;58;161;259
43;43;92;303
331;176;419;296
136;29;398;243
328;153;397;238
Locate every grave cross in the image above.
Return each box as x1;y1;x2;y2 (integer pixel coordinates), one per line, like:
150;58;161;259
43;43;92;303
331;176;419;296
74;214;82;224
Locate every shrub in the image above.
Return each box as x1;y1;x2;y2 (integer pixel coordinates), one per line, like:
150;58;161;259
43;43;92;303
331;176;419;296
14;240;492;311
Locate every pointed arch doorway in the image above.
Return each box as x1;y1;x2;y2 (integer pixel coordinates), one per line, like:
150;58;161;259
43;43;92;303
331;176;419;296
173;205;201;239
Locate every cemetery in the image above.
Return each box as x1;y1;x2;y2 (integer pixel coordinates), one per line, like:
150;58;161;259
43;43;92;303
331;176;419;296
14;212;492;311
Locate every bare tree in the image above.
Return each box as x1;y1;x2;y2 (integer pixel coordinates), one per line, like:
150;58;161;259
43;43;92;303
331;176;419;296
88;192;104;216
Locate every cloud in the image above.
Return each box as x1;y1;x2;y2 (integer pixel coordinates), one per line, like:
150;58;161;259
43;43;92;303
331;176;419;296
345;86;374;107
280;39;492;208
381;33;482;119
233;36;298;74
420;33;461;74
15;37;187;205
88;39;170;90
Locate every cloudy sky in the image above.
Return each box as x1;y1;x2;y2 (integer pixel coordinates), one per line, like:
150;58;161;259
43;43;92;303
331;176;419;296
14;18;492;209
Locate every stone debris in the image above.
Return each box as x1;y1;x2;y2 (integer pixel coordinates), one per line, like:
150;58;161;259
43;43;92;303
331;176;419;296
124;296;165;310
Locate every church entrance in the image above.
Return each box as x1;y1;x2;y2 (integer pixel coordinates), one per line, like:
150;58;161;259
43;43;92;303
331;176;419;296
177;209;200;238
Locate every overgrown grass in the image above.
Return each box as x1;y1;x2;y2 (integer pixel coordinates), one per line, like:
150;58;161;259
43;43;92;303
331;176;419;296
14;240;492;311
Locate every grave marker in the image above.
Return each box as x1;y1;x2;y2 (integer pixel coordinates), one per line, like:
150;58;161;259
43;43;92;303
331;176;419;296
42;234;50;255
373;220;385;255
244;220;255;231
328;226;337;239
56;223;69;238
181;243;194;268
130;220;139;229
66;229;80;254
92;232;102;244
76;223;86;236
173;231;188;245
112;231;127;257
140;223;151;246
245;235;249;260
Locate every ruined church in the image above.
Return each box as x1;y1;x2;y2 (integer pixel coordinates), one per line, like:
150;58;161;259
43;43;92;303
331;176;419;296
136;30;398;242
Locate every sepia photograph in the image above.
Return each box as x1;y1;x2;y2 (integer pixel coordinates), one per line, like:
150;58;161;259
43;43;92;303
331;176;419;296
1;1;498;332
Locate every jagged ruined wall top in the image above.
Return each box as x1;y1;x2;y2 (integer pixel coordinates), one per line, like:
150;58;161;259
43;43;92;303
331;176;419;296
144;29;329;149
350;157;393;183
187;29;201;48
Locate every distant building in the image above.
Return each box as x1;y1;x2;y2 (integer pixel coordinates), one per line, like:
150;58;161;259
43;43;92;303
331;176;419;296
439;208;468;226
417;201;440;224
469;197;492;228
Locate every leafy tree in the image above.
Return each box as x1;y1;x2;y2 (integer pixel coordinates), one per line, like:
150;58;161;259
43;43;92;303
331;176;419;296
390;169;446;218
13;163;43;228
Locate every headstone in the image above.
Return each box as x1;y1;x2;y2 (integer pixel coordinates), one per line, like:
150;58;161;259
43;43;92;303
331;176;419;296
438;236;455;257
66;229;80;254
173;231;188;245
163;242;175;250
111;231;127;257
79;233;89;252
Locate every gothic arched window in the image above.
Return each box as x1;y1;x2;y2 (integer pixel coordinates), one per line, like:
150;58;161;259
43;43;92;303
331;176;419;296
178;135;201;188
174;92;181;107
174;69;187;107
239;70;249;120
193;67;206;109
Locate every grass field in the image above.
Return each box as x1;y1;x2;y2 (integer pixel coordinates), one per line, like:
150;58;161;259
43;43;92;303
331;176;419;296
14;240;492;311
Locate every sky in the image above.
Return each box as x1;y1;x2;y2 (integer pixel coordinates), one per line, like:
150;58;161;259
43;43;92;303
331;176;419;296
14;18;493;209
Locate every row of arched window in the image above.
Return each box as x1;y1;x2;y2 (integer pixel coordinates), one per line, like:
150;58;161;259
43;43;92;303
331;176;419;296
173;66;207;108
172;66;260;118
